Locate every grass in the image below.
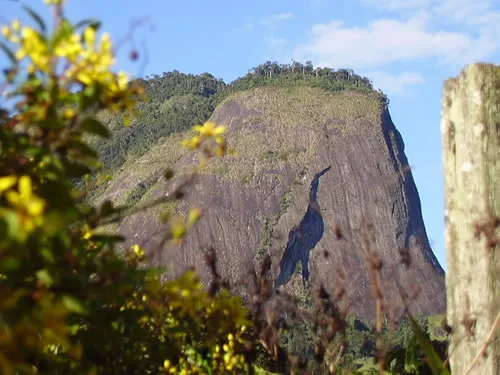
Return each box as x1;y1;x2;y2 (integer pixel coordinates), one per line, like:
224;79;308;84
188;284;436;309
204;86;382;184
125;175;159;206
92;132;187;207
92;85;383;206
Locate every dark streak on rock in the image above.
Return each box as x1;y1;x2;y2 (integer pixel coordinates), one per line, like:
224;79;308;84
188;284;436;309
275;166;331;287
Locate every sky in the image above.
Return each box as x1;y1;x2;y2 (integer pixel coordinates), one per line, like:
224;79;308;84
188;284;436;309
2;0;500;271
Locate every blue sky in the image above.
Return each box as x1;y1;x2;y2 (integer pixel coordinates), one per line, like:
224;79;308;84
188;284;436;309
2;0;500;270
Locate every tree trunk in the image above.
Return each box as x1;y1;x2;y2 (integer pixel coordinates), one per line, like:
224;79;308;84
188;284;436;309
442;63;500;375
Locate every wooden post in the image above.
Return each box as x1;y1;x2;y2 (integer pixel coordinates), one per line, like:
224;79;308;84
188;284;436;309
442;63;499;374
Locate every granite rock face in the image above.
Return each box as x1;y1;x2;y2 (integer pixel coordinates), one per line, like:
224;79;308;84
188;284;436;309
104;86;446;320
275;166;331;288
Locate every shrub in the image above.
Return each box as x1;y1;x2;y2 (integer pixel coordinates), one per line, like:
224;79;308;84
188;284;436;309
0;2;250;374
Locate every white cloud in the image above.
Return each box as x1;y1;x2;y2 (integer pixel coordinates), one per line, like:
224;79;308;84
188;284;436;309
270;13;294;22
293;0;500;95
360;0;500;57
362;0;433;10
434;0;499;26
364;71;425;94
363;0;500;28
254;12;294;30
265;36;287;48
294;15;477;70
244;12;293;33
263;13;293;28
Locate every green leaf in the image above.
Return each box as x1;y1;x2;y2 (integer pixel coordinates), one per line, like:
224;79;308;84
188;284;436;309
62;295;86;314
41;248;56;263
22;5;47;33
62;161;92;178
89;234;125;243
49;19;73;50
1;257;20;271
66;139;98;159
36;269;54;287
0;42;17;65
408;314;450;375
4;211;20;239
74;19;101;31
80;117;110;138
38;117;65;129
99;200;116;217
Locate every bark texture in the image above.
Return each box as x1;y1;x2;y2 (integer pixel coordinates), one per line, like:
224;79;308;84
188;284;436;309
441;63;500;375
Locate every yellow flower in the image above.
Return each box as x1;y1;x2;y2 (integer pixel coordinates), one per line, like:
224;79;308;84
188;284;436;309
63;108;76;119
83;225;92;240
167;217;188;246
181;135;201;150
162;359;177;373
193;121;226;137
1;25;11;38
1;176;45;239
11;20;20;32
101;33;111;50
187;207;201;226
6;176;45;216
54;33;83;60
84;27;96;48
108;71;129;93
75;71;92;85
0;176;17;193
12;26;50;71
132;244;145;258
117;71;128;90
15;48;26;60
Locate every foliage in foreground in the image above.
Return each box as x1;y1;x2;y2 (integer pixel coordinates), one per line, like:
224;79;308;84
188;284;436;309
0;2;252;374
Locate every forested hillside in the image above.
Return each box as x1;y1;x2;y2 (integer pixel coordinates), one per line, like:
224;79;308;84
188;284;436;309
90;61;387;175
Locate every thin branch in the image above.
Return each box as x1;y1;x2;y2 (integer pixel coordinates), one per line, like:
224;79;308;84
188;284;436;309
465;312;500;374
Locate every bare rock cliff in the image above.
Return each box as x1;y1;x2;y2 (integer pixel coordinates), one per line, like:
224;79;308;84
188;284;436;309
104;86;446;320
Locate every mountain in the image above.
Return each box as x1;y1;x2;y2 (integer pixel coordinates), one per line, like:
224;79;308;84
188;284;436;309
90;64;446;321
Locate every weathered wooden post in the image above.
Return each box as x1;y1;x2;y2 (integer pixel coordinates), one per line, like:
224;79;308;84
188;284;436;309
442;63;499;374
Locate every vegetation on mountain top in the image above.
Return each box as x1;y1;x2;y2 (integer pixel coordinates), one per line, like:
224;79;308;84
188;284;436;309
88;60;387;177
221;61;388;105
